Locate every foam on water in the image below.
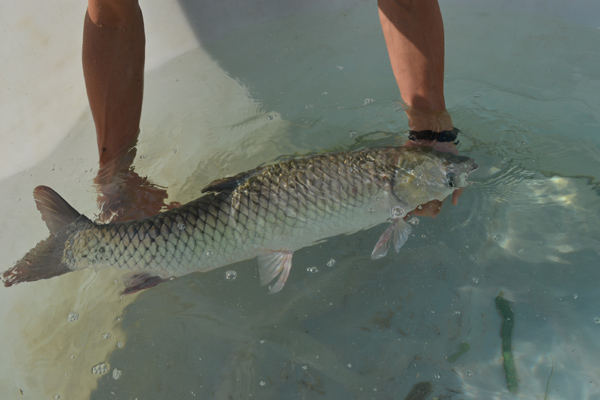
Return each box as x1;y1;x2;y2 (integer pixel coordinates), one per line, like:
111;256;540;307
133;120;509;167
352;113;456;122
0;2;599;400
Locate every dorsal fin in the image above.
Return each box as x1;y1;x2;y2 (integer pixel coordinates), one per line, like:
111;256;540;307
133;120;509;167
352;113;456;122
201;168;260;193
33;186;81;234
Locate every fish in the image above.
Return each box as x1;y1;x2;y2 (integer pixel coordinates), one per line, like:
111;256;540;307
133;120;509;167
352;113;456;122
1;146;477;294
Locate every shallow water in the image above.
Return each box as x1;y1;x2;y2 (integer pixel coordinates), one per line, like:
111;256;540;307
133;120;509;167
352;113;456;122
1;3;600;400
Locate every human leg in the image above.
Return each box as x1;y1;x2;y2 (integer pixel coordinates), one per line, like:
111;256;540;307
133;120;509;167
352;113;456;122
83;0;145;169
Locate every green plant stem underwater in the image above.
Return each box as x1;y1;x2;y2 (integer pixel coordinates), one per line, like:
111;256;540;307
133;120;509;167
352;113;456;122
496;293;518;394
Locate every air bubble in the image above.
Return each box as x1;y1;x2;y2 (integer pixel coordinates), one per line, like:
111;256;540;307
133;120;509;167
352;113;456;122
225;270;237;280
570;73;583;80
91;363;109;375
112;368;122;380
363;98;374;106
473;91;483;98
347;363;352;368
407;217;420;226
472;277;479;284
205;248;215;257
307;266;319;274
465;370;473;377
573;294;578;299
302;365;308;370
117;341;123;348
368;208;375;213
349;131;357;138
67;312;79;322
391;206;405;218
594;317;600;324
177;223;186;231
259;381;266;387
326;259;336;267
102;333;111;339
434;373;441;379
55;395;61;400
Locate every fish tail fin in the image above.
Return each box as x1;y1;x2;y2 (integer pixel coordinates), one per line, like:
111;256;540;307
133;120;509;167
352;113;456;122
2;236;73;287
2;186;89;287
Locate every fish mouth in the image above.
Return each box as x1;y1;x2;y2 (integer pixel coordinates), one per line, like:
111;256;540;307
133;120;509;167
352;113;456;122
447;158;478;187
465;160;479;185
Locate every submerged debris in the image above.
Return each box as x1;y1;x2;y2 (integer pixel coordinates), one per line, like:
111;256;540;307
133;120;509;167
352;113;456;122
404;381;432;400
447;342;470;363
496;293;518;393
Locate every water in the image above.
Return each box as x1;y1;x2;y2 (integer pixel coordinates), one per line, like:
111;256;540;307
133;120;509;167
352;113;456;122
1;3;600;399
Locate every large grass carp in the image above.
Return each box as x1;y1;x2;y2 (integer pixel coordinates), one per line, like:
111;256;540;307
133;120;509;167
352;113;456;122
2;146;477;294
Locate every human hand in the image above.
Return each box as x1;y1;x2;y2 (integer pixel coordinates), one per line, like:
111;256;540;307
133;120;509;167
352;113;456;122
403;138;462;218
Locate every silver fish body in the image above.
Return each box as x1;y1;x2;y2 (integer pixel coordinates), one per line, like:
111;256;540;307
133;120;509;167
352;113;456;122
2;146;477;294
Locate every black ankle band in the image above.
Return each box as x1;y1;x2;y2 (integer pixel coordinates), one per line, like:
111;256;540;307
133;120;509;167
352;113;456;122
408;127;459;143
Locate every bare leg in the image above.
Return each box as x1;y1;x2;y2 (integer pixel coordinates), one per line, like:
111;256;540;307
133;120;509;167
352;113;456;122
83;0;145;168
378;0;453;132
83;1;177;222
378;0;461;215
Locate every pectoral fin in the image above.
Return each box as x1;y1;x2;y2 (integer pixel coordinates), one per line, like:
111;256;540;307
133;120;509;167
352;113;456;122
122;272;168;295
371;218;412;260
257;250;293;294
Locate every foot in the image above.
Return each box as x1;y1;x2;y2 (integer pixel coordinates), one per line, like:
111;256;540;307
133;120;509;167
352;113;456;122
94;150;179;223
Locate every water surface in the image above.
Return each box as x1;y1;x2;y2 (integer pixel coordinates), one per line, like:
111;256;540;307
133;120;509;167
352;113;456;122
1;4;599;399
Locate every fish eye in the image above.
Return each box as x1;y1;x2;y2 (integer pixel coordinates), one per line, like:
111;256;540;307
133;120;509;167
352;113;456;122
447;172;456;187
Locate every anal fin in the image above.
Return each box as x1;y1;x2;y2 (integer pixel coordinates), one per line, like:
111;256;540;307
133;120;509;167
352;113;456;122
257;250;293;294
371;218;413;260
122;272;169;295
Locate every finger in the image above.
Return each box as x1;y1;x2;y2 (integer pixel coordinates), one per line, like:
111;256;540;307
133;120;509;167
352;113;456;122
409;200;443;218
451;188;463;206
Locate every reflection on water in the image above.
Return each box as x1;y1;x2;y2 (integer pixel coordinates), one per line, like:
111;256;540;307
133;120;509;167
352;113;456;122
473;171;600;264
1;3;600;400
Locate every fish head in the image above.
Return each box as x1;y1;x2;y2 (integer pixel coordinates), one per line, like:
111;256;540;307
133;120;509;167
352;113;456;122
439;152;479;189
391;147;478;206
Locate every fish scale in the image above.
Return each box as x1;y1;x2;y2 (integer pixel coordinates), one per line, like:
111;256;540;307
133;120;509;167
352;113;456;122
2;146;477;294
75;151;387;274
